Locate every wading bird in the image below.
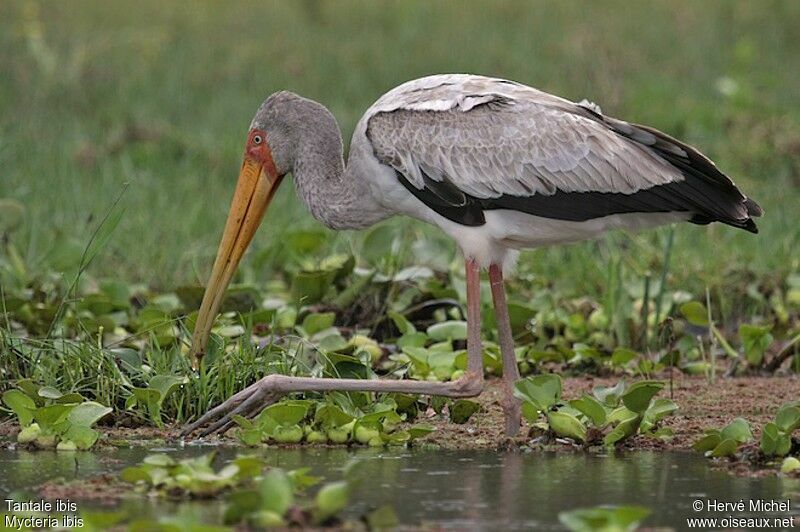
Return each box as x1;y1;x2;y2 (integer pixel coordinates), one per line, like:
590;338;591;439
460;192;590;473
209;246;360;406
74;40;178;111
183;74;762;438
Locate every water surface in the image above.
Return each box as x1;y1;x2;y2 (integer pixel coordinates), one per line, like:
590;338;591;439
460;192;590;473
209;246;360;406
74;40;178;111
1;445;798;530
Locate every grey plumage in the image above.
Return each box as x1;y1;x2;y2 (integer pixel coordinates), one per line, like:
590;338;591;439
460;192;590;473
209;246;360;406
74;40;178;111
249;74;761;239
364;74;761;232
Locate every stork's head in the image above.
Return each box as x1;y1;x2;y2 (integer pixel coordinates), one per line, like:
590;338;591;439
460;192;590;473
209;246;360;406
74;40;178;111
188;92;303;366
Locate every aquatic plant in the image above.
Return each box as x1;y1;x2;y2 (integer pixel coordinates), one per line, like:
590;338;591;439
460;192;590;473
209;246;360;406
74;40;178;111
231;396;435;447
2;380;111;450
513;375;676;446
760;401;800;458
120;452;375;527
692;418;753;457
559;505;651;532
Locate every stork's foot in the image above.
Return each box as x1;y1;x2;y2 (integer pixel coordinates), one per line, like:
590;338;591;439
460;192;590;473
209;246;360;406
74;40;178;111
182;376;285;437
181;371;486;438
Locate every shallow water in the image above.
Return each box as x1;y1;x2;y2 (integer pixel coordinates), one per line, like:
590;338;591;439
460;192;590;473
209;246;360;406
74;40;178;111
1;444;798;530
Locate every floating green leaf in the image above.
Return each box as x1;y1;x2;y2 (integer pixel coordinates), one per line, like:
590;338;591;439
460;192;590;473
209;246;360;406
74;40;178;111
547;411;587;442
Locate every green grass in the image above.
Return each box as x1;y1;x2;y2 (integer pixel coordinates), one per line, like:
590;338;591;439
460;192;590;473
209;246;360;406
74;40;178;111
2;0;798;293
1;1;799;425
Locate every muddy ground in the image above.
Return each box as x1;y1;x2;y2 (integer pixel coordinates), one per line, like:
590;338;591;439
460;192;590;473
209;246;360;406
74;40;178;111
2;374;798;474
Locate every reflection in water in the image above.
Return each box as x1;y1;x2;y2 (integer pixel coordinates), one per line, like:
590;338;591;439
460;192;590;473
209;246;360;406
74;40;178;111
1;445;798;530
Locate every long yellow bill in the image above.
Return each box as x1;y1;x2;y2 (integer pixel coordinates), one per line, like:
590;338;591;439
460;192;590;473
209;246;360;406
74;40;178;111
190;155;281;367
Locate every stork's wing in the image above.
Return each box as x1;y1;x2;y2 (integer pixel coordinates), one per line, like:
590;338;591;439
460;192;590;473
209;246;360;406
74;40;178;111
365;75;762;231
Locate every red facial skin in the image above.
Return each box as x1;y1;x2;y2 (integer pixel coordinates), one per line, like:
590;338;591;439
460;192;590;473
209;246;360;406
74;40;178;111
245;128;278;177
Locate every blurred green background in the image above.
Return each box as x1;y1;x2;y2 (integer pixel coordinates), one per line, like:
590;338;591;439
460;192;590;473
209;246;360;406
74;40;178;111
1;0;798;297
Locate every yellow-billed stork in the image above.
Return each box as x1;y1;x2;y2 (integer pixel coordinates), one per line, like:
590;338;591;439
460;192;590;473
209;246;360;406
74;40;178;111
183;74;762;437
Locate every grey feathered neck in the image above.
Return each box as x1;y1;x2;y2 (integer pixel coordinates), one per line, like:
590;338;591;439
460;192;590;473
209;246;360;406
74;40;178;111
251;92;389;230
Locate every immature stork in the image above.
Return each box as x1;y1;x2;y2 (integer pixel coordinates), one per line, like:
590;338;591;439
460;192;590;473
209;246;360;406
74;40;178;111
183;74;762;437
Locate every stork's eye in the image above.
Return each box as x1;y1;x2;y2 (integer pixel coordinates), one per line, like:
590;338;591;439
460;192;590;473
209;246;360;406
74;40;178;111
252;135;263;145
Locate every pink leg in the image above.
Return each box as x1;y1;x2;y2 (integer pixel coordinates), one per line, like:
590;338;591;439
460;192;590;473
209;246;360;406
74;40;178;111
488;264;522;437
182;258;485;437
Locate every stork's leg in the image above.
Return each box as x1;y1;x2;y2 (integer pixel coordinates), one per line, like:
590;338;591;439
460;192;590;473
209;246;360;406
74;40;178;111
488;264;522;437
182;258;485;437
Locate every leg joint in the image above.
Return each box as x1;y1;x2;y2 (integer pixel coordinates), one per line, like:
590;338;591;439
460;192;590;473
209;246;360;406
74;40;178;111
449;371;484;397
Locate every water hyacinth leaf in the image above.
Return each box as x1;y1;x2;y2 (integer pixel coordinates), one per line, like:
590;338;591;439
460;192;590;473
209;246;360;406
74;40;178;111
149;375;187;403
693;432;721;453
547;411;587;442
250;510;285;527
15;379;42;398
315;404;354;428
449;399;480;424
710;438;739;457
680;301;709;326
426;320;467;341
403;346;431;375
429;352;458;379
259;469;294;516
759;422;791;457
232;415;254;430
621;381;664;414
610;348;637;366
739;324;773;366
367;505;400;531
33;404;75;427
37;386;65;400
506;302;536;335
719;418;752;443
388;310;416;335
775;404;800;433
301;312;336;336
232;456;266;480
781;457;800;474
360;224;398;263
239;428;265;446
120;466;152;485
261;402;309;426
559;505;651;532
315;481;349;522
273;425;304;443
652;427;674;439
128;388;164;426
603;416;641;446
592;381;626;407
291;270;335;304
316;330;350;352
68;402;112;427
606;406;638;425
16;423;41;444
2;390;36;427
64;425;100;449
521;401;540;423
514;374;562;411
223;489;263;525
56;392;86;405
569;395;607;427
408;424;435;440
641;398;679;432
288;468;323;491
428;340;453;352
381;430;411;446
759;422;778;456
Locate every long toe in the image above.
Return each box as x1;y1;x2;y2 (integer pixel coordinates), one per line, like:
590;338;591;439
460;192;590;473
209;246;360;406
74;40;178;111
198;385;282;437
181;380;264;437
